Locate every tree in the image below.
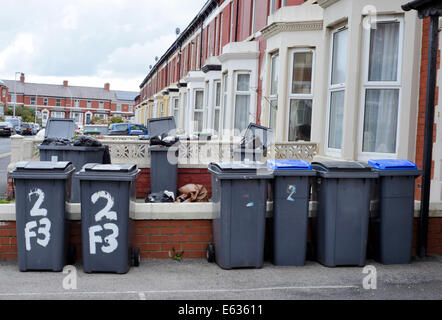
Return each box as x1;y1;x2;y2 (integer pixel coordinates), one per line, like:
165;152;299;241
90;116;107;125
110;116;123;124
6;106;35;123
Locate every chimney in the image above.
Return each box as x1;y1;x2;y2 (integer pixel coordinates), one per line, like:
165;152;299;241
104;83;110;91
63;80;68;87
20;73;25;83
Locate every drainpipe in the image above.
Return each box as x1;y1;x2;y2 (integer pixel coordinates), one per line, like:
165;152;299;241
235;0;239;42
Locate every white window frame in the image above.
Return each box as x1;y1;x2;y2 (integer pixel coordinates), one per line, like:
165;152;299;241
219;13;223;54
172;97;180;125
270;0;276;14
74;100;80;108
269;52;279;130
193;89;205;132
213;80;222;133
286;49;315;142
233;71;252;134
117;103;122;112
204;81;210;130
325;25;348;157
85;111;93;124
87;101;92;108
30;96;36;105
51;111;65;118
357;15;404;160
56;98;61;107
99;101;104;109
215;17;219;56
251;0;257;34
230;3;234;42
222;72;229;131
43;98;48;106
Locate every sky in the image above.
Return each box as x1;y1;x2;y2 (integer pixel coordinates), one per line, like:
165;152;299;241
0;0;207;92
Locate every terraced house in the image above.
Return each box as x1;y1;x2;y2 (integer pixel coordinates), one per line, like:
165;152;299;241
1;74;138;126
136;0;441;202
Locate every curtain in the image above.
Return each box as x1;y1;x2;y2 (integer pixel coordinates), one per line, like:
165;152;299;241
363;89;399;153
328;90;345;149
234;95;250;133
368;22;400;82
331;29;348;85
292;52;313;94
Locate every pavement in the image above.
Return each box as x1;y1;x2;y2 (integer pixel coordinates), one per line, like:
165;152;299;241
0;256;441;300
0;137;11;199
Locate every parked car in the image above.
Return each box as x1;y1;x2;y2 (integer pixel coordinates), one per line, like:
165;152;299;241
84;125;109;136
5;117;21;135
32;123;40;135
0;122;13;137
108;123;148;136
20;123;34;135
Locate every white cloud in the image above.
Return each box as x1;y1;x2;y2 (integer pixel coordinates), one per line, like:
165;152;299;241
0;0;207;91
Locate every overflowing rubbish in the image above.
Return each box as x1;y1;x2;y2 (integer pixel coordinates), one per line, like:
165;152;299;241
145;190;176;203
150;133;179;147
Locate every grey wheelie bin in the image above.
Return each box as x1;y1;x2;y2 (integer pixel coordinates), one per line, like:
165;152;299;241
147;117;179;196
234;123;272;163
206;162;272;269
311;161;378;267
267;159;316;266
10;161;75;272
38;118;107;203
368;159;422;264
76;164;140;274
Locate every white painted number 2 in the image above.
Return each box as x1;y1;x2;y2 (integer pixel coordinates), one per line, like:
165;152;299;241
25;189;51;251
89;191;119;255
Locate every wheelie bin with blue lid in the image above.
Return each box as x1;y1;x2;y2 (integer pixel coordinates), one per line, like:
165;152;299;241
9;161;75;271
267;159;316;266
368;159;422;264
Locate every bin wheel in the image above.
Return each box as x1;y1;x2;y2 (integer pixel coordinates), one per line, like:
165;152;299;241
133;247;141;267
67;244;76;265
206;243;215;263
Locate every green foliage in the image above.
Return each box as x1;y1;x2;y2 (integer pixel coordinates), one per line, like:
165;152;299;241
110;116;124;124
90;116;107;125
6;106;36;123
169;247;185;262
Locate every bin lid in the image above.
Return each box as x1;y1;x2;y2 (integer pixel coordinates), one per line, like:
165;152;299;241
83;164;137;173
44;118;76;141
9;161;74;180
208;162;273;179
368;159;418;170
312;161;373;172
267;159;312;170
13;161;72;171
147;117;176;137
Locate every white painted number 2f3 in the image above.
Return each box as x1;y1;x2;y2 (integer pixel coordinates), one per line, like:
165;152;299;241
25;189;51;251
89;191;119;255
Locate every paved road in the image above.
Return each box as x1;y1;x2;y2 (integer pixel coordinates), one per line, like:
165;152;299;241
0;137;11;199
0;256;441;300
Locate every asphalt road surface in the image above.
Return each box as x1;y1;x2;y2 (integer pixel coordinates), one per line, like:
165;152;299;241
0;137;11;199
0;256;441;300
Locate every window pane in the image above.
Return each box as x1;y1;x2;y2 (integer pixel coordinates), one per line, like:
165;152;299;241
237;74;250;91
234;94;250;132
215;82;221;107
194;112;203;132
363;89;399;153
195;91;203;110
269;99;277;131
270;55;279;95
214;109;220;133
331;29;348;85
288;99;312;141
292;52;313;94
328;90;345;149
368;21;400;82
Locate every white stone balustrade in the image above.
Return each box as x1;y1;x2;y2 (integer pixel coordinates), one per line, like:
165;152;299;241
8;136;319;171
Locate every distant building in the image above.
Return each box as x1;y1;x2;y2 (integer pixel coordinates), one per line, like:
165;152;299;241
1;73;138;126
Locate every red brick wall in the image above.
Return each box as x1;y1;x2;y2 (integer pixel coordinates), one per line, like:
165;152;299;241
136;168;212;199
415;17;441;200
2;218;441;262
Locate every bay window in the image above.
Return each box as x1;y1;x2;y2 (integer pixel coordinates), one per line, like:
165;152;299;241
361;17;403;155
194;90;204;132
234;73;251;133
327;27;348;150
288;50;314;141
